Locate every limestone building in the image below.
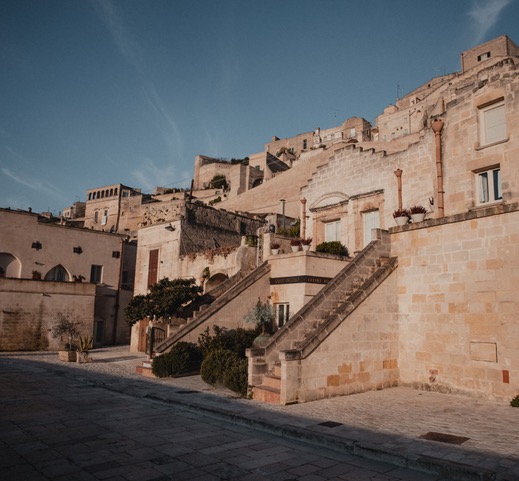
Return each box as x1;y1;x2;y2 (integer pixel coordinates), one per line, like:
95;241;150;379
0;208;136;349
146;35;519;405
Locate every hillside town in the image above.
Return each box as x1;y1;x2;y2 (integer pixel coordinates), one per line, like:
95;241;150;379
1;34;518;406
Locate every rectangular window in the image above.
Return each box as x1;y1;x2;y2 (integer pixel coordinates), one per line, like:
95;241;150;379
479;101;506;146
303;139;307;150
325;220;340;242
94;211;99;224
275;303;290;328
101;210;108;226
90;265;103;284
477;167;501;205
147;249;159;287
478;52;491;61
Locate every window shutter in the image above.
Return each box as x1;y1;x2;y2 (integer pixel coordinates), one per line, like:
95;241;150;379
147;249;159;287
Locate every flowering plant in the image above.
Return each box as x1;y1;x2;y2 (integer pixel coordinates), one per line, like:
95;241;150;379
393;209;410;218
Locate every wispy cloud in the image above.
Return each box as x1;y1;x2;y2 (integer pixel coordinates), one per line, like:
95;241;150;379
94;1;185;170
2;167;65;201
467;0;512;44
141;84;184;160
93;0;143;72
131;158;190;192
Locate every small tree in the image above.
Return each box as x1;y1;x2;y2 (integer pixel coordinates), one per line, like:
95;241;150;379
51;314;80;351
125;278;201;326
244;298;275;334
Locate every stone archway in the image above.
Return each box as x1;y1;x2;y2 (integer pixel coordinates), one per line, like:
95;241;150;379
205;273;228;293
0;252;21;278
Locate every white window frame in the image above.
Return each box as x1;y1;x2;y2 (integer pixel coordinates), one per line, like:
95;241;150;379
479;100;506;146
275;303;290;328
476;167;501;205
325;220;341;242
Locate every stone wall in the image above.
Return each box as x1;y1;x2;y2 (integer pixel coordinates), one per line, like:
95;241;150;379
392;205;519;401
0;278;96;351
179;203;264;256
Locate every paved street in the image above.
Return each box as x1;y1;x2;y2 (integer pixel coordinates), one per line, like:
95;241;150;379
1;360;446;481
1;348;518;481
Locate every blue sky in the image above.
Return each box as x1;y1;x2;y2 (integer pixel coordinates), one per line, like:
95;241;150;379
1;0;518;215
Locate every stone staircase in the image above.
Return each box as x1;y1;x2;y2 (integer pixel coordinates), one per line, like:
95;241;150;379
154;261;271;354
249;229;397;404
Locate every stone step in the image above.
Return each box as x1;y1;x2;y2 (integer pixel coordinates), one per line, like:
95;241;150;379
253;385;280;404
135;362;156;378
262;374;281;390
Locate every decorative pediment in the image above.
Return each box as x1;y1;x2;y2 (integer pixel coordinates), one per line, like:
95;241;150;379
310;192;349;211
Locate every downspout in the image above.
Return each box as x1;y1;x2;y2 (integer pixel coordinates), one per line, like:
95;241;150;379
112;237;125;344
432;118;445;217
394;169;403;211
300;198;307;239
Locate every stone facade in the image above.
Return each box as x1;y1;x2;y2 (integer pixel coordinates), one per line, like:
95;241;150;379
0;208;136;349
392;205;519;400
133;202;264;296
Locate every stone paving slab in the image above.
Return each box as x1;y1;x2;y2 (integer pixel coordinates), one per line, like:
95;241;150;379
1;347;518;480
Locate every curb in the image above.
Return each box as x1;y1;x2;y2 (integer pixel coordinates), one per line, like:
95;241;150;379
27;362;499;481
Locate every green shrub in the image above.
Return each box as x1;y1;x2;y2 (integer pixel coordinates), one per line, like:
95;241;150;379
200;348;239;386
223;357;249;397
198;326;259;358
316;241;349;257
511;395;519;407
152;342;202;378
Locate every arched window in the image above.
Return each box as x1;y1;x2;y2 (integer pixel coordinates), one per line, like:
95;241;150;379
44;265;70;282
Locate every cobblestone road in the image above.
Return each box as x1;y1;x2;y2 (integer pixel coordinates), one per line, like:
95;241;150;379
1;347;518;480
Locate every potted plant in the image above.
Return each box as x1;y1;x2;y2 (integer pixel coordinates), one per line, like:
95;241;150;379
76;335;93;363
393;208;410;226
290;238;301;252
409;205;427;223
270;242;280;255
51;314;80;362
32;270;42;280
301;238;312;251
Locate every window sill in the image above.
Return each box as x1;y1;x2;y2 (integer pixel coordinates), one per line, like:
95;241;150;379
475;138;509;151
471;200;505;210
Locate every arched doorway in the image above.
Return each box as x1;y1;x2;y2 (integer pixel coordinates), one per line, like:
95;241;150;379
0;253;21;278
205;273;228;293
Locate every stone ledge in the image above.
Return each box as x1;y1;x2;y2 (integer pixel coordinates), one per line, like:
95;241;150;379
390;202;519;233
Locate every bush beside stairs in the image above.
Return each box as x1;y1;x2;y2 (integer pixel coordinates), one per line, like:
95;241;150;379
154;262;271;354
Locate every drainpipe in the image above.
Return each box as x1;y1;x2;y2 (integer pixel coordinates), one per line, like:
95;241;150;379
432;118;445;217
112;237;125;344
300;198;307;239
394;169;403;211
280;199;286;230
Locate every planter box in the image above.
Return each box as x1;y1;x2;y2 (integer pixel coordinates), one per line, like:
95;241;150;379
58;351;77;362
